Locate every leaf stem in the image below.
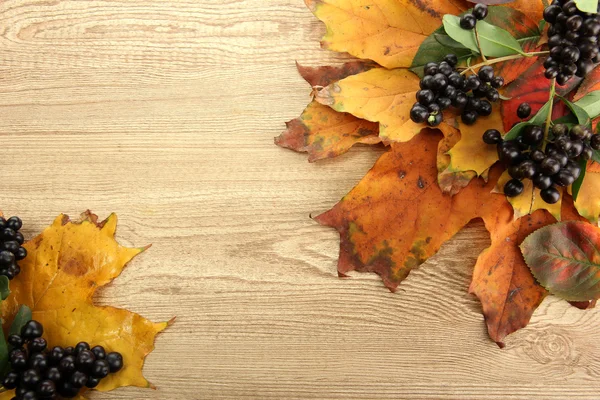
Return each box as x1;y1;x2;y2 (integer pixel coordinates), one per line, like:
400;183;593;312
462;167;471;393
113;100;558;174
474;24;487;62
542;78;557;152
459;51;550;75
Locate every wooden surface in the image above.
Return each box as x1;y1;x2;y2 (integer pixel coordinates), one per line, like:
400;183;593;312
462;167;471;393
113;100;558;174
1;0;600;399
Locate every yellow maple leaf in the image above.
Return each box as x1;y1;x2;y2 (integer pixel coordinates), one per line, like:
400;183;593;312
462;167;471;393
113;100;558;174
1;211;171;399
315;68;423;143
572;163;600;224
305;0;467;69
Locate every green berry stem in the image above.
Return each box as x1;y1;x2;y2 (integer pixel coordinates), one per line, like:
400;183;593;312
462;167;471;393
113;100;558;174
542;78;557;152
459;51;550;75
474;24;488;62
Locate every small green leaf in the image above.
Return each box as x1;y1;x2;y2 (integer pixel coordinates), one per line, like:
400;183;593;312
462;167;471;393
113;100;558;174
571;158;587;201
9;305;32;336
521;221;600;301
0;276;9;301
574;90;600;119
0;323;7;378
443;15;524;57
574;0;599;13
504;100;551;140
559;96;592;127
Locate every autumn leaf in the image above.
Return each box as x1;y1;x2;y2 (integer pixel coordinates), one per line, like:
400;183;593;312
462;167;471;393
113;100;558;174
521;221;600;302
436;122;479;195
501;60;579;132
295;61;376;93
0;212;170;399
442;107;504;182
572;162;600;223
305;0;468;69
276;101;380;161
315;68;423;143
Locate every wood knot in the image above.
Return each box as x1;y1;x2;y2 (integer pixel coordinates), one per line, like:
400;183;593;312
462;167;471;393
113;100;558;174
523;331;579;366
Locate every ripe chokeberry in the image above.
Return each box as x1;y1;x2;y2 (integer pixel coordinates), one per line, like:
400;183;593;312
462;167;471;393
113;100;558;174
517;103;532;119
504;179;525;197
473;4;488;20
483;129;502;145
460;14;477;30
21;321;43;340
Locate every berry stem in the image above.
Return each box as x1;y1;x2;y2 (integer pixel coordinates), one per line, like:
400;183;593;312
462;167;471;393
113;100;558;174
459;51;550;75
474;24;488;62
542;78;557;152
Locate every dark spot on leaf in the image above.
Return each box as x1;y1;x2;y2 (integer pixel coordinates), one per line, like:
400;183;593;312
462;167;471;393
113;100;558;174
384;47;390;55
425;237;432;244
417;176;425;189
398;171;406;179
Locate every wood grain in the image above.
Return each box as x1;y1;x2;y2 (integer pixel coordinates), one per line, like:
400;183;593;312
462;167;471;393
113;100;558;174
0;0;599;398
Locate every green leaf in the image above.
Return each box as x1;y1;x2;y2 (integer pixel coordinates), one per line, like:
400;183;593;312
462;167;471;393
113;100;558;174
0;276;9;301
504;100;551;140
574;0;599;13
521;221;600;301
410;30;472;77
0;322;7;378
9;305;32;337
558;95;592;127
571;158;587;201
443;15;524;58
574;90;600;119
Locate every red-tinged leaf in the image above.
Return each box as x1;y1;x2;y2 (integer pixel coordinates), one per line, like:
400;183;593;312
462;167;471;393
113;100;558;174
314;132;507;291
501;60;580;132
574;63;600;101
470;199;587;345
493;38;541;87
296;61;377;88
521;221;600;302
569;299;597;310
276;100;381;162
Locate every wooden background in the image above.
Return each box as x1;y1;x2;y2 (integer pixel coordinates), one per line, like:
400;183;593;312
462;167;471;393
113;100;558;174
1;0;600;399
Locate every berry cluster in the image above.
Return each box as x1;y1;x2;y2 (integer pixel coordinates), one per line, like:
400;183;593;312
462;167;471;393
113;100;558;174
0;217;27;280
543;0;600;85
483;122;600;203
459;3;489;30
411;57;504;126
3;320;124;399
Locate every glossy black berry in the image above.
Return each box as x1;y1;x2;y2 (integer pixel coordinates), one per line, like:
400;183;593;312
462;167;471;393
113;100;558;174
545;66;559;79
582;145;594;160
410;104;429;123
37;379;56;397
504;179;524;197
75;341;90;355
477;100;492;116
461;110;478;125
478;66;494;82
21;391;37;400
486;88;500;102
552;123;569;138
576;59;595;77
448;72;464;88
46;366;61;382
21;368;41;389
91;345;106;360
439;61;453;76
420;75;434;89
562;1;578;16
416;90;435;106
91;359;110;378
541;157;562;175
565;160;583;178
460;14;477;30
444;54;458;67
591;134;600;150
508;165;523;179
29;337;47;353
14;232;24;245
438;97;452;110
483;129;502;145
473;4;488;20
58;355;76;375
86;376;101;388
497;142;521;164
533;174;553;190
0;251;15;266
21;320;43;340
556;72;570;85
106;352;124;373
453;92;468;108
517;103;532;119
7;334;24;348
465;75;481;90
10;351;27;370
522;125;544;145
530;149;546;163
432;73;448;91
569;124;590;140
544;5;562;22
491;76;504;88
518;160;538;179
568;140;584;158
541;187;561;204
28;353;48;371
76;349;96;373
70;371;88;388
553;169;576;186
3;371;19;389
444;85;457;99
555;136;572;152
423;62;438;76
566;15;583;31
